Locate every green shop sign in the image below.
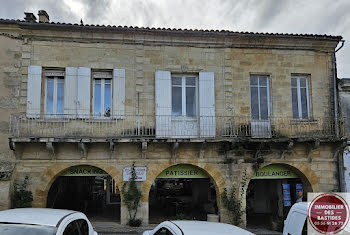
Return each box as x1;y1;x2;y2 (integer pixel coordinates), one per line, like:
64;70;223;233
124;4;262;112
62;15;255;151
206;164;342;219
157;164;209;179
60;165;108;177
252;165;298;179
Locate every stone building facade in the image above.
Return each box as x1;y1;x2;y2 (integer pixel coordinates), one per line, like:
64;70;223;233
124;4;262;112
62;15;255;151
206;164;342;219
0;12;345;226
338;78;350;192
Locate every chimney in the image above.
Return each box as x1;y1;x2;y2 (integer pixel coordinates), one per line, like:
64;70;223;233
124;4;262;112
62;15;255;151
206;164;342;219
38;10;49;23
24;12;37;23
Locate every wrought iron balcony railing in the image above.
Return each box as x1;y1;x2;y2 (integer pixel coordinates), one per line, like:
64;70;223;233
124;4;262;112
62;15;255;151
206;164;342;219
9;114;343;140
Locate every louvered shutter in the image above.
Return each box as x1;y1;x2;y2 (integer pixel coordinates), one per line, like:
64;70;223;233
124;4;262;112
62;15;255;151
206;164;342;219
113;69;125;119
77;67;91;117
155;71;172;137
26;65;42;118
199;72;216;137
64;67;78;116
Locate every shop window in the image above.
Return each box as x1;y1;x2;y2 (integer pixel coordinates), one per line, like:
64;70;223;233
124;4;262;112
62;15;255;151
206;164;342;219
93;71;112;117
45;70;65;115
171;76;197;117
291;76;310;119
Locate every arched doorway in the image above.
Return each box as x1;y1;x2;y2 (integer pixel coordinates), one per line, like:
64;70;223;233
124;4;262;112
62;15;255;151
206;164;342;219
149;164;218;223
246;164;312;230
46;165;121;221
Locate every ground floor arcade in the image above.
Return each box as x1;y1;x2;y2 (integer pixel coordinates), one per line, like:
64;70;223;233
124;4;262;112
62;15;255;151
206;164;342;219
2;141;341;229
6;160;336;228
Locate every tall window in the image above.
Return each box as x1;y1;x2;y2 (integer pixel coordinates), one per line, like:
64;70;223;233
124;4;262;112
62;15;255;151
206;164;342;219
250;75;270;120
291;76;310;119
93;71;112;117
45;70;64;115
171;76;197;117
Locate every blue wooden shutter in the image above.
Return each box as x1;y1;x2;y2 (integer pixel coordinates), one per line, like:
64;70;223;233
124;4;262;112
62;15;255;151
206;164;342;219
155;71;172;137
26;65;42;118
199;72;216;137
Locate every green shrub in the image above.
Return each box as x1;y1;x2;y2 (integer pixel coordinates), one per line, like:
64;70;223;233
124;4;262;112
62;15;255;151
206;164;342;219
12;176;33;208
128;218;142;227
221;187;243;225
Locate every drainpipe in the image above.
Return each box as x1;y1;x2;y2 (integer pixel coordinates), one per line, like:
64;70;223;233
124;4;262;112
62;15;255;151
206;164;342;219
333;40;345;191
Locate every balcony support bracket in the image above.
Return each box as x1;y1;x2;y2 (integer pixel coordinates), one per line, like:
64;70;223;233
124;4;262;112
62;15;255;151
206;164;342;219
171;142;179;161
280;140;294;160
78;142;87;159
307;139;320;162
142;141;148;159
9;140;15;151
199;141;207;159
109;142;115;159
46;142;55;159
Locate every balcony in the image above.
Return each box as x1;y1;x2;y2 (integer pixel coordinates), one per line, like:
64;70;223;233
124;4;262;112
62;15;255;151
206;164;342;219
9;114;343;142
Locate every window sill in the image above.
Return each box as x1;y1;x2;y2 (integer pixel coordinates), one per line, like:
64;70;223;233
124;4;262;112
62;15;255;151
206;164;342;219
290;119;318;124
172;116;198;121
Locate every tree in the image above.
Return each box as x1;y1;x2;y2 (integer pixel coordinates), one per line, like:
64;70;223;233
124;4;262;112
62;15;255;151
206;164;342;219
122;163;142;226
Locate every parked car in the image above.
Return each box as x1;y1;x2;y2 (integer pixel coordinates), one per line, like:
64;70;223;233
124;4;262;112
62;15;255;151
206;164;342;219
143;220;254;235
283;202;350;235
283;202;308;235
0;208;98;235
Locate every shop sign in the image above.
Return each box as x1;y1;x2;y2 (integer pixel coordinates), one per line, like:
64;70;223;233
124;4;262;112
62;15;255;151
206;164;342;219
157;164;208;179
252;165;298;179
123;167;147;182
60;165;108;177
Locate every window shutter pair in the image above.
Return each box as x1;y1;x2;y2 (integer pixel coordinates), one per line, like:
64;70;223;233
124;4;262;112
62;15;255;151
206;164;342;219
155;71;216;137
26;65;125;118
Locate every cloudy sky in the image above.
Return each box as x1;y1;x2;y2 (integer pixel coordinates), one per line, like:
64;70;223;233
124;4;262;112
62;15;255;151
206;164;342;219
1;0;349;77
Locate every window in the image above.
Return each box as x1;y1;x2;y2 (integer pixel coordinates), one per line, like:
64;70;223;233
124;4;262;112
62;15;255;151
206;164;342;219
93;71;112;117
63;221;80;235
171;75;197;117
45;70;64;115
76;219;88;235
291;76;310;119
154;227;174;235
63;220;88;235
250;75;270;120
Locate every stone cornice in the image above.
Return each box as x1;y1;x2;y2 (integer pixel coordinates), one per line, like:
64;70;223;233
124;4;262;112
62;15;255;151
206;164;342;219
0;20;341;52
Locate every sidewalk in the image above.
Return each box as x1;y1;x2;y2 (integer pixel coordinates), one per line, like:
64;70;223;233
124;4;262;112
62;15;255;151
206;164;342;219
92;221;283;235
92;221;155;234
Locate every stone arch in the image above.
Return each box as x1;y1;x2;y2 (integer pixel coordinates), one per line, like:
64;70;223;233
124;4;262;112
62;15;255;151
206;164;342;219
244;162;315;194
33;163;123;208
143;161;226;223
242;162;314;227
142;162;226;203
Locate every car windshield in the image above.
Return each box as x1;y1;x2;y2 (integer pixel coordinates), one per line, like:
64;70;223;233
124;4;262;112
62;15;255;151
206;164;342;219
0;223;57;235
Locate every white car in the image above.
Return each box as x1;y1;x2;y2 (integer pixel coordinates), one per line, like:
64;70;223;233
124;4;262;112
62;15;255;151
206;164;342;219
0;208;98;235
143;221;255;235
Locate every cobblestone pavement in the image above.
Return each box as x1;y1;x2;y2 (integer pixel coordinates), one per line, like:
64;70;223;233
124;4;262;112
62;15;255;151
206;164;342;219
92;221;283;235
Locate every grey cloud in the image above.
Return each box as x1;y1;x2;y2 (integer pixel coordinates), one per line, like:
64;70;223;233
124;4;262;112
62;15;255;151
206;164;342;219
0;0;78;23
82;0;112;24
0;0;349;77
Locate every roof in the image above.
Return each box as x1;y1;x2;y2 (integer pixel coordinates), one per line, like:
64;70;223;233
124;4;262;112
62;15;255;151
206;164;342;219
0;18;342;41
0;208;78;227
171;221;254;235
